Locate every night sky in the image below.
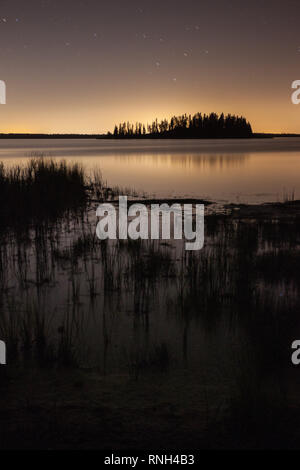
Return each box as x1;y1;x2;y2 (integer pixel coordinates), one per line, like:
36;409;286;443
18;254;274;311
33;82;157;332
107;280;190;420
0;0;300;134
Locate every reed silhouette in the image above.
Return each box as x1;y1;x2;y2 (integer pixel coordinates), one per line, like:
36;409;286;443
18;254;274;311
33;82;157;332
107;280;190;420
0;158;299;449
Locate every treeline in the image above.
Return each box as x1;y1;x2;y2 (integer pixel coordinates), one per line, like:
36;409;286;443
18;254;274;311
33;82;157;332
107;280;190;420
108;112;253;139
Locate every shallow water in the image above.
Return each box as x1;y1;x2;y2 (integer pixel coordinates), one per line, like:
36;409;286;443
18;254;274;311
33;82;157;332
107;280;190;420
0;137;300;203
1;167;299;448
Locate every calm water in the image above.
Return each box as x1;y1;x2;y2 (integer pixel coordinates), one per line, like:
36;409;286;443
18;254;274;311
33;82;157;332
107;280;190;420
0;137;300;203
1;137;299;430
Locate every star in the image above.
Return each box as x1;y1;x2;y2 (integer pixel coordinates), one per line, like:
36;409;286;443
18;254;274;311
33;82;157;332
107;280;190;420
155;61;160;67
2;18;7;23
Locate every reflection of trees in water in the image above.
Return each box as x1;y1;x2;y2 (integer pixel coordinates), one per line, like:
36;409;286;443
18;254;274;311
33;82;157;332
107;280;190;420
113;153;250;170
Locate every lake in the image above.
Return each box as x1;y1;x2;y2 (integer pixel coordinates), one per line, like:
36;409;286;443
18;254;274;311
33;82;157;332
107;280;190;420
0;137;300;203
1;137;300;449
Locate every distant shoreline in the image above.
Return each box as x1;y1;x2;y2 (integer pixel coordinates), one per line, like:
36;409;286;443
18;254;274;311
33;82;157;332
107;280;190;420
0;133;299;139
0;134;101;139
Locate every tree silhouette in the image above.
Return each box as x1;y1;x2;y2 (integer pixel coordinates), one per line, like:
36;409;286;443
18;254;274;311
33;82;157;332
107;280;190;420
109;112;252;139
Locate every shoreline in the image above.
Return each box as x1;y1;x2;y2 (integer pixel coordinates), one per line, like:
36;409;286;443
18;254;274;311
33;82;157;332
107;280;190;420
92;197;300;218
0;133;299;139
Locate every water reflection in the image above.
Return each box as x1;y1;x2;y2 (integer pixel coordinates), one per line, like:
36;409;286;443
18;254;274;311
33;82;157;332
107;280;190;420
0;138;299;202
111;152;249;170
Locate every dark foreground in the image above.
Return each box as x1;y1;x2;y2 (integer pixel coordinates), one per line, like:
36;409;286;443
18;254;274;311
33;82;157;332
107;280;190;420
1;158;300;449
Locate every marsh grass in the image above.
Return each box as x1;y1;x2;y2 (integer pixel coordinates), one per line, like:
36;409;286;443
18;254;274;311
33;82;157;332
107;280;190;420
0;158;88;227
0;156;300;447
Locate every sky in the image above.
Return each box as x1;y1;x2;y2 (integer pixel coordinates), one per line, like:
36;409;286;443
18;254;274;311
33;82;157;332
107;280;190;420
0;0;300;134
